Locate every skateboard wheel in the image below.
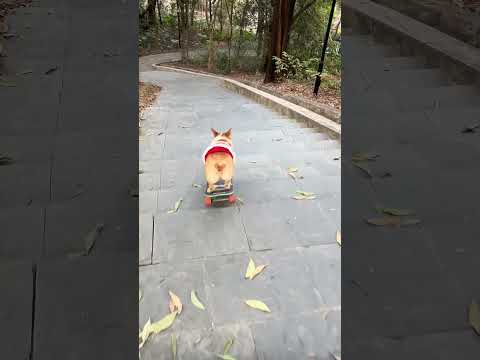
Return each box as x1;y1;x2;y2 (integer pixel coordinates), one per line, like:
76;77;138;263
204;196;212;207
228;194;237;203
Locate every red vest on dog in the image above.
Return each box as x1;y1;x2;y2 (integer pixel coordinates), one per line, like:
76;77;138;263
202;142;236;163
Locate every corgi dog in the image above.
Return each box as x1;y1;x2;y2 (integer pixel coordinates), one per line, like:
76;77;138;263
203;128;236;194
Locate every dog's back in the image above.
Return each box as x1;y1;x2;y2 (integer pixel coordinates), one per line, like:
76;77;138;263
204;128;235;192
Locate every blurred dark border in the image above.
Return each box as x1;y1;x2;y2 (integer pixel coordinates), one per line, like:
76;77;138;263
1;0;138;358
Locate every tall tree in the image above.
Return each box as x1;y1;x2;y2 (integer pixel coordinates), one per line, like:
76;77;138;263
264;0;318;82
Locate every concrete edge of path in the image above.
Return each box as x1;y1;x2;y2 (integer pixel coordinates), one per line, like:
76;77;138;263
151;64;341;140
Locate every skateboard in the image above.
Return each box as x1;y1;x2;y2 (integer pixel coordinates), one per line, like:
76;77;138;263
204;183;236;207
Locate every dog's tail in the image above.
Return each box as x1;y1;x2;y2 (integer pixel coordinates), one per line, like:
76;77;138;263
215;163;226;172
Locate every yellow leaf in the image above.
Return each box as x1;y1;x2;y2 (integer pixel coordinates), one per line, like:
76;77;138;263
469;300;480;335
288;172;296;180
168;291;183;314
191;290;205;310
287;167;298;173
245;258;256;279
245;299;271;312
336;230;341;246
139;318;151;349
150;311;177;334
167;198;183;214
292;195;316;200
223;338;234;355
250;265;267;280
171;334;177;360
296;190;314;197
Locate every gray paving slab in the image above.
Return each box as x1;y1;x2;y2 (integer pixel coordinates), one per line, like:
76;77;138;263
252;310;341;360
0;206;44;260
153;207;249;263
44;195;137;257
139;213;153;266
139;261;212;332
0;162;51;209
0;261;33;360
140;322;257;360
140;68;340;356
33;254;137;360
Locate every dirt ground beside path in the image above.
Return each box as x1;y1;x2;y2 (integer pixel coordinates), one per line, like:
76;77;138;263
139;82;161;114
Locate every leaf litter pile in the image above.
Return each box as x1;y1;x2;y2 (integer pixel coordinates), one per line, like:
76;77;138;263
139;82;161;114
139;256;275;358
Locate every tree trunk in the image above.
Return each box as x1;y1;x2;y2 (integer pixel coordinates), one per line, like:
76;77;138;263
157;0;163;25
146;0;157;26
263;0;295;83
256;0;265;57
177;0;182;48
208;26;216;71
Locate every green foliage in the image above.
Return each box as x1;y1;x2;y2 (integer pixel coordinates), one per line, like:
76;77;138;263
273;52;319;81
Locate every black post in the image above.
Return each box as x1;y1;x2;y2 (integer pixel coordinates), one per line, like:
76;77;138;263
313;0;336;95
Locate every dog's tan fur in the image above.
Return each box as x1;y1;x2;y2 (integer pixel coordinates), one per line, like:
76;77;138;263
205;128;234;193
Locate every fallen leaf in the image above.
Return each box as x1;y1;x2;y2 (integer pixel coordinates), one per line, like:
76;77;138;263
296;190;314;197
139;318;152;349
150;311;177;334
223;338;234;355
375;206;415;216
333;157;340;160
245;258;256;279
272;138;283;141
245;299;271;312
167;198;183;214
462;124;480;133
0;155;13;165
352;162;373;178
129;183;139;198
216;355;237;360
45;66;58;75
139;290;142;301
168;291;183;314
0;81;16;87
191;290;205;310
287;167;298;173
292;195;316;200
469;300;480;335
336;230;341;246
288;172;296;180
352;152;379;162
171;334;177;360
250;264;267;280
84;223;104;255
365;217;421;227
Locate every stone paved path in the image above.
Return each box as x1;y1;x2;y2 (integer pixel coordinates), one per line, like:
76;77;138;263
1;1;138;358
138;69;341;359
342;22;480;357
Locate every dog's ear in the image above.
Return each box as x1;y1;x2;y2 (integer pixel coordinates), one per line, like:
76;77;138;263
211;128;220;137
223;128;232;138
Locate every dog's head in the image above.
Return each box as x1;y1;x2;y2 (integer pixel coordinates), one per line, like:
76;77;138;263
211;128;233;146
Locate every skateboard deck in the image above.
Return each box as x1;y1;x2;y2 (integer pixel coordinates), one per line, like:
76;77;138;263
204;183;236;206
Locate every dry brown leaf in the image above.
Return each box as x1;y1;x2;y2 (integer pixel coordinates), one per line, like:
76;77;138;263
365;217;421;227
169;291;183;314
250;264;267;279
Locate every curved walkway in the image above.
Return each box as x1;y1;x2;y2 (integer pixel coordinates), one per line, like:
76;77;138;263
139;68;341;359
